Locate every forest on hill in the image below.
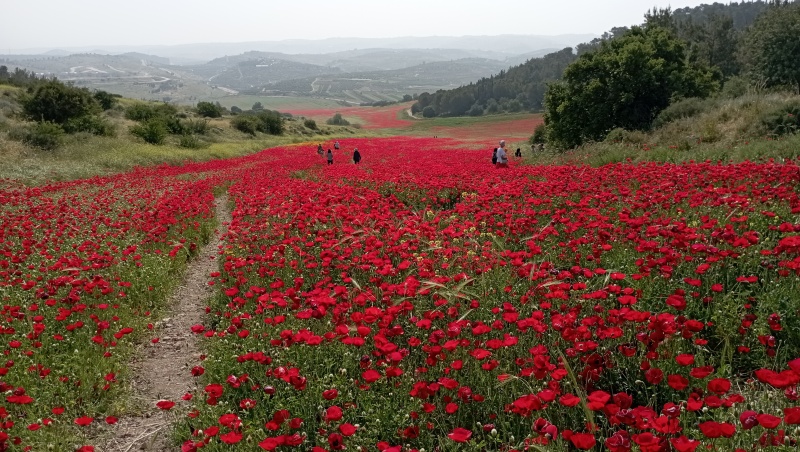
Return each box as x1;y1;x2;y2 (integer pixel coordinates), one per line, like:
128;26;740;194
412;0;783;118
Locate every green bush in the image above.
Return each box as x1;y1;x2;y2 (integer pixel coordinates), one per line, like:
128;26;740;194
129;119;168;144
467;104;484;117
62;115;115;136
760;101;800;137
125;102;178;122
20;80;99;125
93;90;118;110
231;115;260;135
196;101;223;118
530;123;547;144
604;127;648;145
10;122;65;150
178;134;207;149
422;106;436;118
326;112;350;126
182;119;209;135
303;118;318;130
230;106;242;115
653;97;719;129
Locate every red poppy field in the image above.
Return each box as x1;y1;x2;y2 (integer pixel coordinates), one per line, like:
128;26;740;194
2;137;800;452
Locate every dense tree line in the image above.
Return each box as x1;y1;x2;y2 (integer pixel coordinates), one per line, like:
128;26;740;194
543;0;800;149
413;0;789;121
411;48;576;117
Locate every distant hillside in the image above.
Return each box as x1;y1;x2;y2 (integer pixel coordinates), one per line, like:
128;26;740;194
203;58;340;90
260;58;511;103
412;48;577;117
8;34;595;63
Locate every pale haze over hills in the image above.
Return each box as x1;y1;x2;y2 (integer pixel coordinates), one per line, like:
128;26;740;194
3;0;712;54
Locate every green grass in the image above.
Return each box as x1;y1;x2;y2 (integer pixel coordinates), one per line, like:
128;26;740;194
525;133;800;167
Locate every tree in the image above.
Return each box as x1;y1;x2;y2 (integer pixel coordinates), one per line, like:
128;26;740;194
741;2;800;93
20;80;99;124
543;26;717;149
196;101;223;118
93;90;118;110
230;106;242;114
326;113;350;126
252;101;264;111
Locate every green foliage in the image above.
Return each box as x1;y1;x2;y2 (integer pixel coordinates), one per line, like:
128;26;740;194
402;94;413;102
652;97;720;128
93;90;118;110
178;134;207;149
230;105;242;114
0;65;46;88
303;118;318;130
196;101;223;118
325;112;350;126
530;123;547;144
252;101;264;111
544;26;718;149
231;115;260;135
603;127;648;144
411;48;577;117
467;103;484;116
62;114;116;136
9;121;65;150
129;119;168;144
124;102;178;122
421;106;436;118
20;80;99;125
231;110;284;135
741;2;800;93
760;100;800;137
182;119;209;135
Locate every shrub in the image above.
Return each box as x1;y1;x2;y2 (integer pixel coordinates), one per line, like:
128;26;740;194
10;122;65;150
422;106;436;118
467;104;484;117
303;119;318;130
256;110;284;135
62;115;115;136
230;106;242;115
653;97;719;129
196;101;223;118
178;134;206;149
93;90;118;110
604;127;648;145
125;102;177;122
326;113;350;126
231;115;260;135
129;119;167;144
20;80;99;125
530;123;547;144
182;119;209;135
760;101;800;137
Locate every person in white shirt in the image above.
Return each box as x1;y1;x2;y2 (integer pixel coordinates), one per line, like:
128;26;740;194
495;140;509;168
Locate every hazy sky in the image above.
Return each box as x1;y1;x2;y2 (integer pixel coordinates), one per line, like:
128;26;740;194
3;0;713;51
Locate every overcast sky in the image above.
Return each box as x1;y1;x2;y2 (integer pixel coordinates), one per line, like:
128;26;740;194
3;0;714;51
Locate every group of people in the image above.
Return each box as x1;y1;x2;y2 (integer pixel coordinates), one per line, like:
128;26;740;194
491;140;519;168
316;141;361;165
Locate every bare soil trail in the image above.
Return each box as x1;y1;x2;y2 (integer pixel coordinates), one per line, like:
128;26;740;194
99;194;231;452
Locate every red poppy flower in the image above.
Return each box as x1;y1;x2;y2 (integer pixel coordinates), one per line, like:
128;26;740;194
447;427;472;442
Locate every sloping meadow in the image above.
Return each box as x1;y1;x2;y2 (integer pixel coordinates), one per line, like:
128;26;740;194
179;139;800;451
2;137;800;451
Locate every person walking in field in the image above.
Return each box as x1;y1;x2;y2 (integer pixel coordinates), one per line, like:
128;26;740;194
317;144;324;156
327;149;333;165
334;141;340;150
515;147;522;158
353;148;362;164
496;140;509;168
492;148;498;165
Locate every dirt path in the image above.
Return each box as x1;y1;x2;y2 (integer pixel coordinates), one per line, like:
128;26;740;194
99;194;231;452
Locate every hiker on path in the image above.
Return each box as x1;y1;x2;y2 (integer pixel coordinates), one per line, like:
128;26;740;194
496;140;509;168
353;148;362;164
327;149;333;165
